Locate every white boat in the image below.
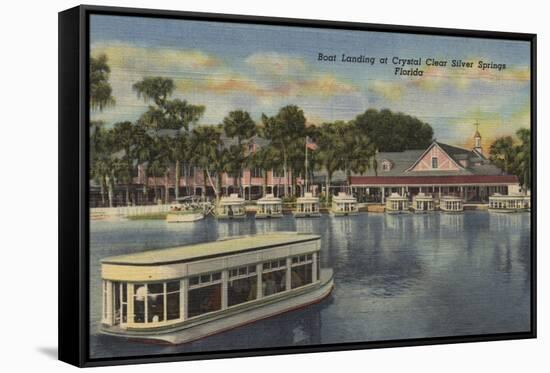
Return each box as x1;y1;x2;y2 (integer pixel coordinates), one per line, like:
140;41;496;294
439;195;463;213
256;194;283;218
216;194;246;219
385;193;409;214
330;192;358;216
489;193;530;213
100;232;334;344
166;210;205;223
411;193;435;214
293;193;321;218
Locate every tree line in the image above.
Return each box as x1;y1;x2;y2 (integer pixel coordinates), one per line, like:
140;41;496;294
90;54;438;207
489;128;532;190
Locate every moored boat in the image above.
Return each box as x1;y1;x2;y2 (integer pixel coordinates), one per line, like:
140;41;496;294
216;194;246;219
99;232;334;344
256;194;283;218
411;193;435;213
439;195;463;213
385;193;409;214
330;192;358;216
293;193;321;218
489;193;530;213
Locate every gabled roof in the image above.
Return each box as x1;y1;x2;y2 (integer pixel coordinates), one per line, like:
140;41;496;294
404;141;465;172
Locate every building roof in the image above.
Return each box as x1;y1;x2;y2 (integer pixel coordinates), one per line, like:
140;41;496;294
350;174;518;186
315;140;508;184
102;232;320;266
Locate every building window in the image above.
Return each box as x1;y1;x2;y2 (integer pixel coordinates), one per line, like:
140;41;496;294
432;157;438;169
188;272;222;318
382;160;392;171
228;265;258;307
262;258;287;296
251;167;263;178
291;254;314;289
272;169;283;178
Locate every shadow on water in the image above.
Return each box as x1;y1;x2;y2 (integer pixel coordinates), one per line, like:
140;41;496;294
89;211;531;358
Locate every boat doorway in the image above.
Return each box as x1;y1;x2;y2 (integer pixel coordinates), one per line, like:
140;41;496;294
113;282;128;326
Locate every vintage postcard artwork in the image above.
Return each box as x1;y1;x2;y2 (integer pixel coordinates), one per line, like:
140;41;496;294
89;14;532;359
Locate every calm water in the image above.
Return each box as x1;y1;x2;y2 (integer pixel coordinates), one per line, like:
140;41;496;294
89;211;531;359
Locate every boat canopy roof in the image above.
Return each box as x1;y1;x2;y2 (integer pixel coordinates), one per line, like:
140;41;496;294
414;192;434;201
257;193;282;204
490;193;529;200
101;232;320;266
332;192;357;202
387;193;407;200
220;193;245;204
440;195;462;201
297;192;319;203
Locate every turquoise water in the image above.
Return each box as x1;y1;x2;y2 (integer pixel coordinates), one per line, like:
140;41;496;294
89;211;531;358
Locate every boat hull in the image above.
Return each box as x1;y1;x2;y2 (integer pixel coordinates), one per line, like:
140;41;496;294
100;269;334;345
292;212;321;218
488;208;529;213
412;209;435;214
256;213;284;219
330;210;359;216
386;210;409;215
439;209;464;214
166;212;204;223
216;214;246;220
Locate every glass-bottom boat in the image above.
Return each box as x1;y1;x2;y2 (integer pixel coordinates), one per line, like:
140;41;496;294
489;193;530;213
439;196;463;213
100;232;334;344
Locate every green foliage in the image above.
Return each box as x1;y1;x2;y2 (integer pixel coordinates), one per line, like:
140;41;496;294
489;128;531;190
489;136;515;173
353;108;433;152
90;54;115;111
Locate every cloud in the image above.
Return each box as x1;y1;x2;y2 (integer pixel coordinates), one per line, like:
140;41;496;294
245;52;306;76
91;41;222;74
368;81;406;101
409;62;530;92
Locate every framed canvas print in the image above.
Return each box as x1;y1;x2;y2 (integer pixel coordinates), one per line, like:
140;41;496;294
58;5;536;367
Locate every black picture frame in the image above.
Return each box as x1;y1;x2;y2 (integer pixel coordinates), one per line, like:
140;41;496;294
58;4;537;367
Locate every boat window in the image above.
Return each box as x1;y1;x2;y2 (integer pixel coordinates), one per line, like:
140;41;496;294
166;281;180;321
133;284;146;323
187;271;223;318
211;272;222;281
188;283;221;318
262;258;287;297
228;265;258;307
147;283;164;323
291;254;314;289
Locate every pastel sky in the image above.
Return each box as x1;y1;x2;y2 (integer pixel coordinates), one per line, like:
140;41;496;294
90;15;531;149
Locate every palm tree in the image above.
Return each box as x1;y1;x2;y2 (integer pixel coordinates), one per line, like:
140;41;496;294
222;110;256;195
90;54;115;111
133;76;205;202
489;136;516;174
191;125;227;203
317;122;345;200
514;128;531;191
112;121;139;205
261;105;306;197
250;147;280;197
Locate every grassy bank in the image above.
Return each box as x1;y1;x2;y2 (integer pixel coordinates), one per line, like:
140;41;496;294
127;212;169;220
